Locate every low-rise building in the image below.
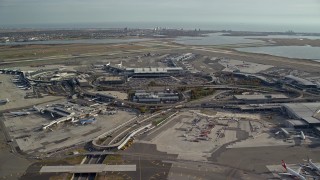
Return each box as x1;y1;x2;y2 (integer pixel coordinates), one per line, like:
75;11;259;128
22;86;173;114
104;65;184;78
83;92;115;102
233;94;288;103
77;78;90;87
97;76;125;85
125;67;184;78
133;90;180;103
285;119;309;129
284;75;318;89
283;103;320;126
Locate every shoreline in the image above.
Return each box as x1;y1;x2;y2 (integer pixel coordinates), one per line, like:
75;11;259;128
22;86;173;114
1;40;320;75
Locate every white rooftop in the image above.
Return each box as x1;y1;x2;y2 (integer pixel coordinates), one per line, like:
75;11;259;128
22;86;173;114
234;94;288;100
283;103;320;124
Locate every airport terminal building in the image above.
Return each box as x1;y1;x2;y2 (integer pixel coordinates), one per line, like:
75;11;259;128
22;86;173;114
282;102;320;134
104;65;184;78
133;90;180;103
234;94;288;103
125;67;183;78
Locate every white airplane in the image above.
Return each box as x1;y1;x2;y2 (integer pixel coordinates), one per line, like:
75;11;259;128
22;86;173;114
116;61;123;68
275;129;317;141
0;98;9;104
106;111;116;115
9;111;31;116
19;86;30;90
33;105;45;113
295;131;318;140
302;157;320;173
79;118;96;125
12;79;21;83
300;131;306;140
279;160;306;180
106;62;111;66
275;128;290;138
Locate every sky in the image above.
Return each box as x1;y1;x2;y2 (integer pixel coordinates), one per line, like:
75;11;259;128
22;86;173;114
0;0;320;31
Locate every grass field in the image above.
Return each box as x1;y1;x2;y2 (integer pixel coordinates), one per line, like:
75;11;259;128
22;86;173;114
0;44;145;60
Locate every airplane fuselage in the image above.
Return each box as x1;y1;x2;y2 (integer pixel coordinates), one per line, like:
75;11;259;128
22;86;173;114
281;160;306;180
309;160;320;173
286;167;306;180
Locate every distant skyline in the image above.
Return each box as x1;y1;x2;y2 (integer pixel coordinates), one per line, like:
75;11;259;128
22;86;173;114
1;0;320;32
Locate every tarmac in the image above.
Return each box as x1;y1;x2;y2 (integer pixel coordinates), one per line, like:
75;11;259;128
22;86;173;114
219;59;274;73
0;74;62;112
0;114;31;180
145;110;266;162
2;108;136;155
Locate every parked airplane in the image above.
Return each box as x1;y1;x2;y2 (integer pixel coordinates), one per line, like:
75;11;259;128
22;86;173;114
33;105;45;113
276;128;290;138
9;111;31;116
20;87;31;90
300;131;306;140
302;157;320;173
298;131;319;140
279;160;306;180
275;129;317;140
106;61;111;66
12;79;21;83
79;117;96;125
106;111;116;115
116;61;123;68
0;98;9;104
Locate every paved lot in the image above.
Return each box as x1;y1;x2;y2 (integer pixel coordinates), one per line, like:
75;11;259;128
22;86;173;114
3;109;136;154
267;163;320;180
0;74;62;112
148;110;266;162
0;115;31;180
210;145;320;174
136;109;320;179
228;132;295;148
219;59;274;73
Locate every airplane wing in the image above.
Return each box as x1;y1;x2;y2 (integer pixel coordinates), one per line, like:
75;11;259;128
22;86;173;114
292;135;302;138
279;173;293;176
297;167;302;174
306;135;319;140
300;164;311;168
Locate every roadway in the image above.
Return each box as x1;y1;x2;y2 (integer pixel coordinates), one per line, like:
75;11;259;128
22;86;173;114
94;109;174;149
74;109;175;179
73;154;106;180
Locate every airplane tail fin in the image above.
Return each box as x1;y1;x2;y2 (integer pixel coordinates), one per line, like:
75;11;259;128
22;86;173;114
281;160;287;170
